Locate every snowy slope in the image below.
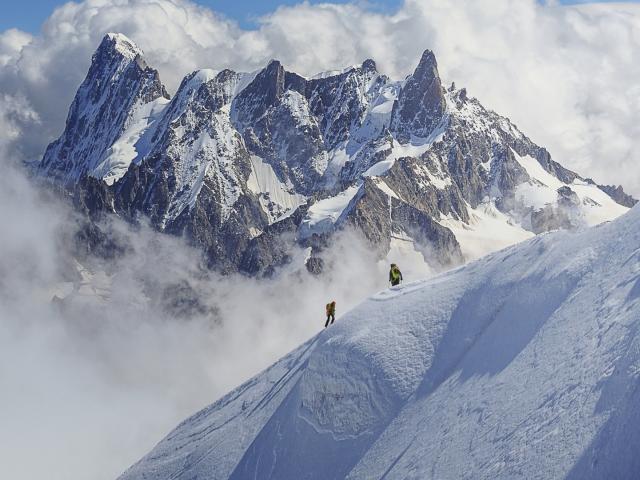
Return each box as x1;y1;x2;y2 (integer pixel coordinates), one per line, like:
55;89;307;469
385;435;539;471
120;205;640;479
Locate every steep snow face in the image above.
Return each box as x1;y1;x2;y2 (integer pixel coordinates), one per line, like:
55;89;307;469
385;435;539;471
91;96;170;185
120;206;640;480
362;121;447;178
299;184;362;238
247;155;306;223
439;200;534;262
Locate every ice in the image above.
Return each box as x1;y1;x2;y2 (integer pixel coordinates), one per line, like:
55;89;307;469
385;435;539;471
364;120;447;177
282;90;314;127
351;82;401;145
91;97;170;185
570;179;628;225
247;155;306;223
322;145;351;188
298;184;362;239
119;203;640;480
372;178;399;199
231;70;260;98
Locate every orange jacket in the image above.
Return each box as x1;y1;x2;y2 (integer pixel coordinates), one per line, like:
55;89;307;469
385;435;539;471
326;302;336;315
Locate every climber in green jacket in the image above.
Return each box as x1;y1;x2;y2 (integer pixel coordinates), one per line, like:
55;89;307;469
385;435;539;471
389;263;403;286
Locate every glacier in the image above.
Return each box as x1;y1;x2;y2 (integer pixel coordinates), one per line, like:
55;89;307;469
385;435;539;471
119;206;640;478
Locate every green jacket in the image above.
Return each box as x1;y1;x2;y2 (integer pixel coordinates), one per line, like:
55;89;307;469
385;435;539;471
389;266;403;282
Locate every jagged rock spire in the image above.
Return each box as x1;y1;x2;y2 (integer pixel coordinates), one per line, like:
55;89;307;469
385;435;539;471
101;32;144;60
390;49;446;142
232;60;286;129
362;58;377;72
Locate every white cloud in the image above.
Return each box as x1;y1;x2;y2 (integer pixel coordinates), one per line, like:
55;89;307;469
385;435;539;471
0;93;40;159
0;151;402;479
0;0;639;194
0;28;33;67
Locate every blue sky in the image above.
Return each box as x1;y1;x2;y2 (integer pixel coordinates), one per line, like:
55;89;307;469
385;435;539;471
1;0;399;33
0;0;631;34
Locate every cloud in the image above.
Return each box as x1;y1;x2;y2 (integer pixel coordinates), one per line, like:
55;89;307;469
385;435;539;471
0;28;33;67
1;0;640;193
0;93;40;160
0;152;411;479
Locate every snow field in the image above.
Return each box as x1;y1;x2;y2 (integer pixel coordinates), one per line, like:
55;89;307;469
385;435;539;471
120;203;640;480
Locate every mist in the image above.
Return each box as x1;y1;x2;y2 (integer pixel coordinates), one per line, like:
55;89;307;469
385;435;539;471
0;159;431;480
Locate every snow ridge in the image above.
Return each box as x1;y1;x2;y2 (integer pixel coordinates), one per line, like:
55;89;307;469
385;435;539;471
120;205;640;480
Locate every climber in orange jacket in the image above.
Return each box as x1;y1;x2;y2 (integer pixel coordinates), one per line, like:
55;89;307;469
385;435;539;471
325;301;336;328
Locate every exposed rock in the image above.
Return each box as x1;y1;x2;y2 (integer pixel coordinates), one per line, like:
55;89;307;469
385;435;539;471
391;50;446;143
531;205;573;234
597;184;638;208
37;34;635;276
305;256;324;275
557;186;581;208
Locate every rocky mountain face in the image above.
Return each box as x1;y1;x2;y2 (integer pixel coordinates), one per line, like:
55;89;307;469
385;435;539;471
41;33;170;186
39;33;636;275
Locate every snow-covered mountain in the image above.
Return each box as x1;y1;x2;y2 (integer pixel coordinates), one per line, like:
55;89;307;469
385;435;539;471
41;33;170;186
40;33;635;274
119;204;640;480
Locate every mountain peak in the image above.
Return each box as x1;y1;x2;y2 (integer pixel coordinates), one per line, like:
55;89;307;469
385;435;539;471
232;59;286;128
390;49;445;141
39;32;167;185
100;32;143;61
41;42;634;277
362;58;377;72
412;49;441;89
417;49;437;69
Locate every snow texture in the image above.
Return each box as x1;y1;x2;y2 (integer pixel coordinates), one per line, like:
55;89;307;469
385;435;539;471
513;151;627;227
298;184;362;239
439;200;534;262
247;155;306;223
120;204;640;480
